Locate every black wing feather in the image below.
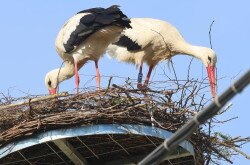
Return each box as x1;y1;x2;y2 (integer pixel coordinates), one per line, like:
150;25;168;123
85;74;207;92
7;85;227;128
80;14;95;24
113;35;142;51
64;5;131;53
77;7;105;14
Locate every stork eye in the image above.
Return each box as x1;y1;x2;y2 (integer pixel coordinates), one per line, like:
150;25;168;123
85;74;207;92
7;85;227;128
208;56;212;63
48;80;52;86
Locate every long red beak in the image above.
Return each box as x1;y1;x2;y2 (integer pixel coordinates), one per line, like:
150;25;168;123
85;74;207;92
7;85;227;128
206;65;216;97
49;88;57;95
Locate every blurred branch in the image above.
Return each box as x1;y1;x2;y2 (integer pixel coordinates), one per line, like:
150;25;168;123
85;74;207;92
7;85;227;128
0;92;69;111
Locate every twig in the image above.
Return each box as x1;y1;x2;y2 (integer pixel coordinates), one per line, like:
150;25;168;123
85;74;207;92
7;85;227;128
104;76;113;95
112;84;135;104
215;139;250;160
209;20;215;49
0;92;69;111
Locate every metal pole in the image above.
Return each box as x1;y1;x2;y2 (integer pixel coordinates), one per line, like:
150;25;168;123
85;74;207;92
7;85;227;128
138;69;250;165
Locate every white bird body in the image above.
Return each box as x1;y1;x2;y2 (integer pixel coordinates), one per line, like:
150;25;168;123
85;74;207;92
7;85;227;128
73;26;123;61
107;18;217;96
108;19;174;64
45;6;131;94
55;22;124;78
56;16;124;63
108;18;214;66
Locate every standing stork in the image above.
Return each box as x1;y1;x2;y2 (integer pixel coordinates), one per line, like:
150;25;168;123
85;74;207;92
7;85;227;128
45;5;131;94
107;18;217;97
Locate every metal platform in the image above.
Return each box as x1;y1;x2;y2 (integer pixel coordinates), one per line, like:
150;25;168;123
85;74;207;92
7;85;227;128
0;124;195;164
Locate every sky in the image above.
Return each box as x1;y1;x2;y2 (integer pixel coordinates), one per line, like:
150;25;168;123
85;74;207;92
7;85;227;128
0;0;250;164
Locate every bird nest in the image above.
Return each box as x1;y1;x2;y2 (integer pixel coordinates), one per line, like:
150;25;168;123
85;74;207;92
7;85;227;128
0;79;249;164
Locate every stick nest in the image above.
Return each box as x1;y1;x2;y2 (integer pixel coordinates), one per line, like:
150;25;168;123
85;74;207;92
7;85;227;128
0;80;249;164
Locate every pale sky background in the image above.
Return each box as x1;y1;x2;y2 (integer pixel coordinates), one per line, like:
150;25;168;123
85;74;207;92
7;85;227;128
0;0;249;164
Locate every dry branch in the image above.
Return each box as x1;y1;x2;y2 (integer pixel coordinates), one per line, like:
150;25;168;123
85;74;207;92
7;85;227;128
0;92;69;111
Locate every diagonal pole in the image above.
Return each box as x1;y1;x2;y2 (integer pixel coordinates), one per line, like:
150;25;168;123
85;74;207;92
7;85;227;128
138;69;250;165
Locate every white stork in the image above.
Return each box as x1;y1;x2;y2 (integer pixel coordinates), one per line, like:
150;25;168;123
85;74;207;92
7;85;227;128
45;5;131;94
107;18;217;97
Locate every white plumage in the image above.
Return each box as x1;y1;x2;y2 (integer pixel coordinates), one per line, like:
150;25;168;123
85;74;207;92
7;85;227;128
107;18;217;97
56;14;124;61
45;6;131;94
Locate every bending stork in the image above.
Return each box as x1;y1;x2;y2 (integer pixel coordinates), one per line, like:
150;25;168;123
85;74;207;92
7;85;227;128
107;18;217;97
45;5;131;94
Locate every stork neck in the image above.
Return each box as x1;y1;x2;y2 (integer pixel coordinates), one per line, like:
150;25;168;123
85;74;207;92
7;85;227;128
57;61;75;83
181;44;200;58
178;43;206;62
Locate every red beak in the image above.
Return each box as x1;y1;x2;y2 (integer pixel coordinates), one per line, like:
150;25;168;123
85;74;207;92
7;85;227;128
49;88;57;95
206;65;216;97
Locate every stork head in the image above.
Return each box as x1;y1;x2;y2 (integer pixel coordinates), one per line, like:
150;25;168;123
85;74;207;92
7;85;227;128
45;69;60;95
199;48;217;98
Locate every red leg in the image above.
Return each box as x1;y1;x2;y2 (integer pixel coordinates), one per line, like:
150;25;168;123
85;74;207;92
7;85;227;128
137;62;143;88
74;60;80;94
143;65;154;88
95;61;101;90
